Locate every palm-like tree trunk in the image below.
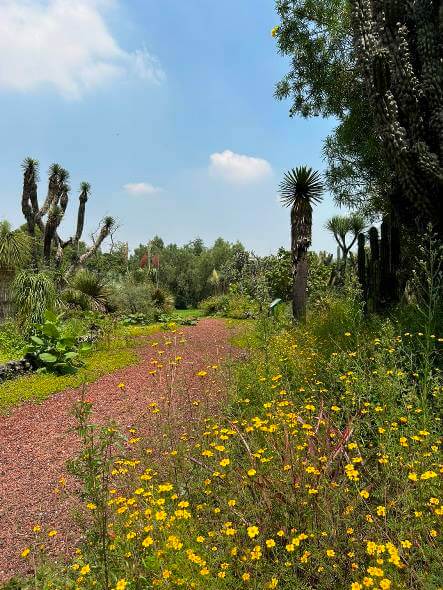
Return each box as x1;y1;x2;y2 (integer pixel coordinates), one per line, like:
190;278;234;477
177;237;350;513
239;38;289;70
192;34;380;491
292;247;308;320
280;166;323;322
291;204;312;321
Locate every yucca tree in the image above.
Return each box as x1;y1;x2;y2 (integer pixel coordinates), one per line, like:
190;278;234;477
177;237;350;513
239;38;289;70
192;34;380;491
326;213;365;269
279;166;324;320
20;158;115;275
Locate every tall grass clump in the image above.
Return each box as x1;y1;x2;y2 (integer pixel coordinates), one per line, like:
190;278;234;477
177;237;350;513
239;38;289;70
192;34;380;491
12;270;57;330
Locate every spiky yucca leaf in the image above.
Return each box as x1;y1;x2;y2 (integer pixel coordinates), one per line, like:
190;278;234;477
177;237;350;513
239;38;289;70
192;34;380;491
22;157;39;180
67;269;110;312
279;166;323;208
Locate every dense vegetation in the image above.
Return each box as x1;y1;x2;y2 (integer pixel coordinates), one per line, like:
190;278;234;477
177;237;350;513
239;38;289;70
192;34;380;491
0;1;441;589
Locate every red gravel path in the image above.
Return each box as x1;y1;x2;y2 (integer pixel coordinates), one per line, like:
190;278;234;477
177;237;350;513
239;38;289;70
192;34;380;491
0;319;238;582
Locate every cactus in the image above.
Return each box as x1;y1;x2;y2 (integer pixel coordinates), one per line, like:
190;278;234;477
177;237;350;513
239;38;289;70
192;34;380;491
357;233;367;300
350;0;443;233
357;216;402;312
367;226;380;312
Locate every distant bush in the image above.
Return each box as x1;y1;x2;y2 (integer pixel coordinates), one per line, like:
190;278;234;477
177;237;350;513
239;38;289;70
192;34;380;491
224;293;259;319
198;294;229;315
199;292;258;319
108;281;158;321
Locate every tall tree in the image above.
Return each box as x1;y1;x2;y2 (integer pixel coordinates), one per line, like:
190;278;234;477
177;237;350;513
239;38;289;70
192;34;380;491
273;1;390;214
279;166;324;319
326;213;365;266
20;158;115;275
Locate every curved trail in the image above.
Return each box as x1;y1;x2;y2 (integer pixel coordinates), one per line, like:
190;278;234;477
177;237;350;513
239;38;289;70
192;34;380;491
0;319;238;582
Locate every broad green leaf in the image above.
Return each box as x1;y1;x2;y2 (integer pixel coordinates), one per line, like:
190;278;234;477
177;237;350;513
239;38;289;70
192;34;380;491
38;352;57;363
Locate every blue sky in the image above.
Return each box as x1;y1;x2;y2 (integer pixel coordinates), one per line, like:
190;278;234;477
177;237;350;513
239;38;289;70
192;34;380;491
0;0;340;255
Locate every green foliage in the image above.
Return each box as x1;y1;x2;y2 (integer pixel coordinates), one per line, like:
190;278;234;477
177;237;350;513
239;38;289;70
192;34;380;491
158;313;199;327
263;247;292;300
12;270;57;330
0;323;160;413
108;280;158;320
67;396;124;590
63;270;111;312
24;311;90;374
306;272;364;351
0;321;26;362
14;294;441;589
224;291;259;319
199;294;229;316
131;236;245;308
151;287;174;313
306;251;336;303
0;221;30;270
273;0;388;214
120;313;153;326
199;292;259;319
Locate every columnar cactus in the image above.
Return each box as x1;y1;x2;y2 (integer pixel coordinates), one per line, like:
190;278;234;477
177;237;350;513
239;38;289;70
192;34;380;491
350;0;442;232
357;232;367;300
357;216;402;311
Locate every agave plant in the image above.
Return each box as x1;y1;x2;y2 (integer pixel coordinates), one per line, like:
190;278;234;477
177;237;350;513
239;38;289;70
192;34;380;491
279;166;324;320
63;270;110;312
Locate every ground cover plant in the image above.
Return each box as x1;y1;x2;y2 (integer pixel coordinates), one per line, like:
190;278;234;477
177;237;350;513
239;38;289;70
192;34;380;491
0;321;161;413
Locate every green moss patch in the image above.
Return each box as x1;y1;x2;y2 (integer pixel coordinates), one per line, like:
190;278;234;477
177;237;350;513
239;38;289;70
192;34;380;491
0;323;162;414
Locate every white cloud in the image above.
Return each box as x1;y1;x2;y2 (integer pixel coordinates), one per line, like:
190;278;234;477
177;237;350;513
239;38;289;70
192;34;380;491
209;150;272;184
123;182;162;196
0;0;165;99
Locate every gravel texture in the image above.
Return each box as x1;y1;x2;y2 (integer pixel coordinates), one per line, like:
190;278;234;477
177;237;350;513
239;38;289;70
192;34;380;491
0;319;238;582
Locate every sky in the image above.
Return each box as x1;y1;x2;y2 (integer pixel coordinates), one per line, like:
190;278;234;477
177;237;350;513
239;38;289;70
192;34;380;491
0;0;341;256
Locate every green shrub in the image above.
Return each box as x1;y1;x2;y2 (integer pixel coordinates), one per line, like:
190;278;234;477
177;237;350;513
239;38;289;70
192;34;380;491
108;281;158;320
199;293;258;319
0;321;26;362
199;294;229;315
224;292;259;319
24;310;90;374
12;270;57;330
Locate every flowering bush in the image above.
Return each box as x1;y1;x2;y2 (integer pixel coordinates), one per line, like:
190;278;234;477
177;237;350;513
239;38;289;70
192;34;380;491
14;299;442;590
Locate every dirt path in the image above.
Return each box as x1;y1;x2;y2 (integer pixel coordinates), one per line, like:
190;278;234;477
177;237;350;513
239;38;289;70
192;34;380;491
0;319;238;583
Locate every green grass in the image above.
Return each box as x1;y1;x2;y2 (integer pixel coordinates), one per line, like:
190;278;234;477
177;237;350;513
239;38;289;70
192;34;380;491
224;318;256;348
173;308;205;319
0;352;15;364
0;323;162;414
